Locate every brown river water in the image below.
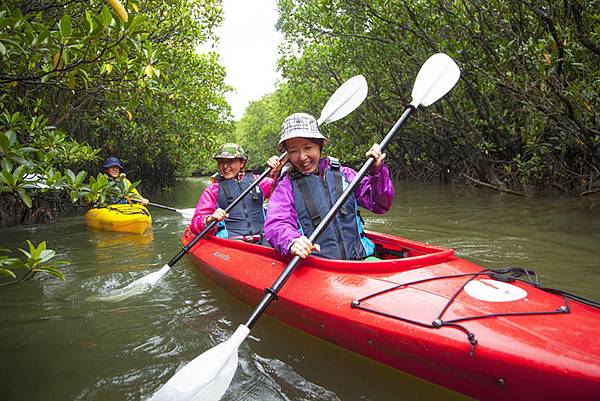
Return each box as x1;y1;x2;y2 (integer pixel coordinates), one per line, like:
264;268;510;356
1;178;598;401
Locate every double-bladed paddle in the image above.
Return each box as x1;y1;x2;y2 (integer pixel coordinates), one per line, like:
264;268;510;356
97;74;368;302
149;53;460;401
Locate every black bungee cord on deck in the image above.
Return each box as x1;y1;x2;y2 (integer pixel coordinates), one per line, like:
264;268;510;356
351;267;599;358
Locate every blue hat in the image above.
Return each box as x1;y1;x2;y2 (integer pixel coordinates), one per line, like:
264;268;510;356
103;157;124;171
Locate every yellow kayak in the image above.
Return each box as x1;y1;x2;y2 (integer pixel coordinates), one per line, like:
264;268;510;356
85;204;152;234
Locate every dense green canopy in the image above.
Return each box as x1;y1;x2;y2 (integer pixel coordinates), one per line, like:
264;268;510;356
0;0;232;224
2;0;599;226
235;0;599;195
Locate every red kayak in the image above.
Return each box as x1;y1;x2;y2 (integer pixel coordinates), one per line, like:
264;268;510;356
182;228;600;401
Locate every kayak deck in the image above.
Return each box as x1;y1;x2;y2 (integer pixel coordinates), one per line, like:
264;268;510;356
85;204;152;234
182;229;600;401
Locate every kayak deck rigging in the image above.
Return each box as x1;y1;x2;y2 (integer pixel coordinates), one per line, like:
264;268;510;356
106;204;151;216
350;267;592;358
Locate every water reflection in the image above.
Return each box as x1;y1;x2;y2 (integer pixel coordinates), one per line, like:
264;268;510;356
87;229;155;273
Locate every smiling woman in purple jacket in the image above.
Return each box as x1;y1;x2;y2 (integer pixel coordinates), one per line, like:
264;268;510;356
264;113;394;260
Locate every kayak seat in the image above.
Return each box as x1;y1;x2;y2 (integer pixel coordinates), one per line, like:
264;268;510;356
375;245;411;259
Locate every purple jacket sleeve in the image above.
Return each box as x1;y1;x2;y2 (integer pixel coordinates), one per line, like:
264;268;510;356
263;175;299;256
341;163;394;214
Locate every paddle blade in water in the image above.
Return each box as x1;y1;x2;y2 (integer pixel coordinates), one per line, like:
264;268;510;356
317;75;368;125
410;53;460;108
92;264;171;302
149;324;250;401
179;208;195;221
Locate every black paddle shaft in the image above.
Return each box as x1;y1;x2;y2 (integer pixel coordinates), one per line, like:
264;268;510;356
245;105;416;329
148;202;178;212
166;153;288;268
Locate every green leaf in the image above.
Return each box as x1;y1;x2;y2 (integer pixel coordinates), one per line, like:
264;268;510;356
9;112;20;125
13;164;26;180
0;267;16;279
17;147;37;154
127;14;144;34
0;170;16;187
1;157;13;173
0;133;8;152
39;249;55;263
101;6;113;26
18;247;31;260
75;170;87;184
37;241;47;252
4;130;16;146
25;240;39;259
85;10;94;33
17;188;32;208
9;156;35;168
69;189;79;203
59;14;72;39
65;168;76;183
36;266;65;280
36;26;50;45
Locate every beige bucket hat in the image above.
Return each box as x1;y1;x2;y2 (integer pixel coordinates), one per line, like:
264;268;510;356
277;113;328;151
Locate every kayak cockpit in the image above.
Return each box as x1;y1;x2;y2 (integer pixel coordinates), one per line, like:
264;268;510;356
305;230;455;273
189;229;454;274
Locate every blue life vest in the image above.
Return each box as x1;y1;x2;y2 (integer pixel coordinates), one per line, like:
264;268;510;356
290;158;375;260
215;173;265;238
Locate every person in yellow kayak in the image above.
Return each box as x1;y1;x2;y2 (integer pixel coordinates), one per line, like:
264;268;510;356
102;156;149;205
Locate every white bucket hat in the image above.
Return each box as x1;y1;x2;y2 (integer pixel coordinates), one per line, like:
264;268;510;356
277;113;328;151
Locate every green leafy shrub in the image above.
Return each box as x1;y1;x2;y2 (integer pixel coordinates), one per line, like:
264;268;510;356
0;241;67;286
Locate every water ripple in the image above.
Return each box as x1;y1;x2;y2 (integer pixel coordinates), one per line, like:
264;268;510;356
224;353;341;401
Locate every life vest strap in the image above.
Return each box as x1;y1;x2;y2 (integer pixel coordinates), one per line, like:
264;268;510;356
296;176;322;228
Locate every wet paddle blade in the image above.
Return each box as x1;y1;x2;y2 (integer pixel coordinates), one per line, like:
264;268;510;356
178;208;195;221
410;53;460;108
150;324;250;401
317;75;368;125
93;264;171;302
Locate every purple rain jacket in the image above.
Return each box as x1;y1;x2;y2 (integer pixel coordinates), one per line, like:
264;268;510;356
264;157;395;256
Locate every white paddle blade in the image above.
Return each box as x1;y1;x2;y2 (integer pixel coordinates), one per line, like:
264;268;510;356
178;208;195;221
91;264;171;302
317;75;368;125
133;263;171;286
410;53;460;108
150;324;250;401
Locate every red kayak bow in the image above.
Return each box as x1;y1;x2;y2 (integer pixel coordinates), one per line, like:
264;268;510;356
183;229;600;401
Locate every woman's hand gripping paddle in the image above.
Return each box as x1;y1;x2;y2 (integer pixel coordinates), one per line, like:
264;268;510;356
96;75;368;303
149;54;460;401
